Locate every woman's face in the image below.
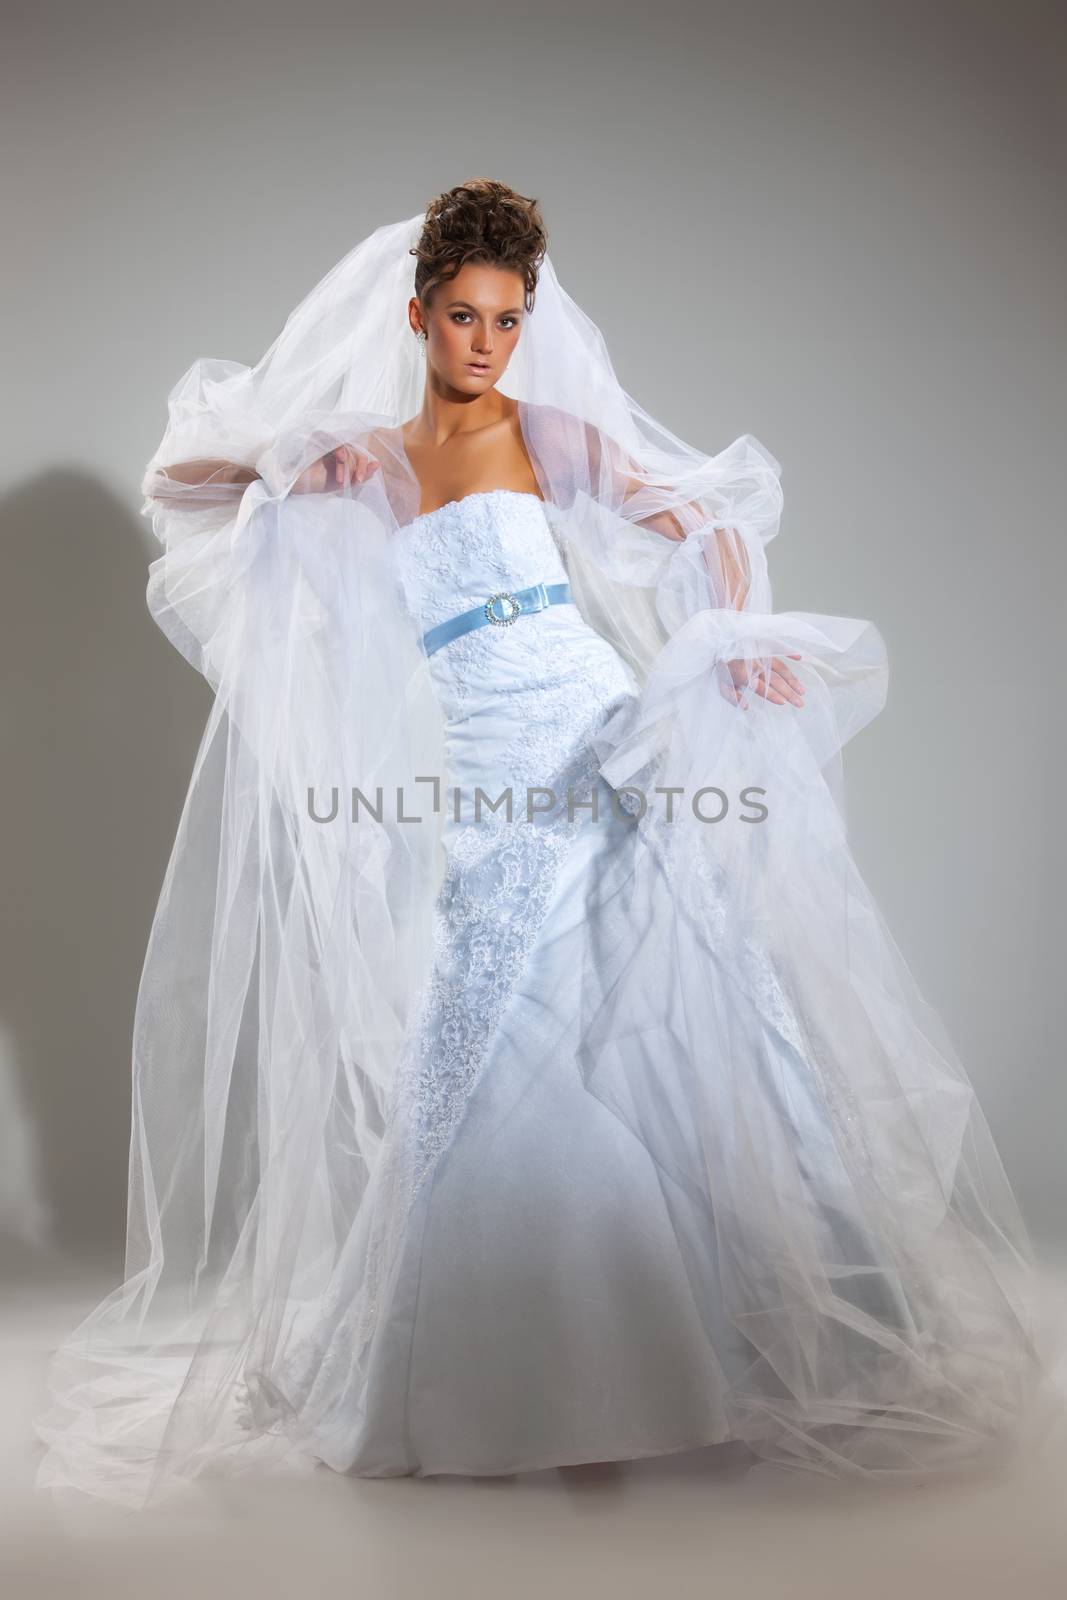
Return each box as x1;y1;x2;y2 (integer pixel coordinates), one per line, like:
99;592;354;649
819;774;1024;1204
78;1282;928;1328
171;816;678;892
411;262;526;394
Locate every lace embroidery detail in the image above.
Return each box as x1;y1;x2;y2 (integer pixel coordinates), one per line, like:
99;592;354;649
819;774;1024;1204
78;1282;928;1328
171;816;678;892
404;814;579;1181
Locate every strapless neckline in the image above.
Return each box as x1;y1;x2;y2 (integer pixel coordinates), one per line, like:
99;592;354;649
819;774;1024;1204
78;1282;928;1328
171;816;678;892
404;488;548;533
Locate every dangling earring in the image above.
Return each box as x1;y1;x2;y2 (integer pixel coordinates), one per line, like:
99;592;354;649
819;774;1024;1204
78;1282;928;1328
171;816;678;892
415;330;427;358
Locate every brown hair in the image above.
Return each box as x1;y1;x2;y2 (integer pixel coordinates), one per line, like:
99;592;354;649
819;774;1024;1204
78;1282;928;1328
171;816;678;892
410;178;547;313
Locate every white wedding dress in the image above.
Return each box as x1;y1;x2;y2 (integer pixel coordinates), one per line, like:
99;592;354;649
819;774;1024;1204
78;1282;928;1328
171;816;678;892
294;486;732;1475
232;485;1016;1480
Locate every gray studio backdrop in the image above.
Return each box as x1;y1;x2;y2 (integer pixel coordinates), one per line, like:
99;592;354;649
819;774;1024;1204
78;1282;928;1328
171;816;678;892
3;0;1063;1273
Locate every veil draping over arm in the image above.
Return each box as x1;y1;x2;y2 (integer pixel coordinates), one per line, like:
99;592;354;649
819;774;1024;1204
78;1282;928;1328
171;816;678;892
33;211;1062;1509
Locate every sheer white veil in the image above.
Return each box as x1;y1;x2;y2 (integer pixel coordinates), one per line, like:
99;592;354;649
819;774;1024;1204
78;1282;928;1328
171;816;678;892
33;208;1063;1509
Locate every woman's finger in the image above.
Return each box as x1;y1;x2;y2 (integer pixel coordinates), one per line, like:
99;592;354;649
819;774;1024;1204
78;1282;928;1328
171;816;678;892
337;444;379;484
725;654;807;709
772;655;805;693
742;664;801;707
770;659;805;700
767;669;804;705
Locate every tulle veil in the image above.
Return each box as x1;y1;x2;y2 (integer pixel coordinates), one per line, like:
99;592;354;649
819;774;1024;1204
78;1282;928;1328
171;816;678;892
33;209;1064;1509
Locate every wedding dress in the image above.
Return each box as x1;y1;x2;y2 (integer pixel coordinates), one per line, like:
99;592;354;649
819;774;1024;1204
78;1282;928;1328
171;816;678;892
32;214;1064;1509
276;486;732;1477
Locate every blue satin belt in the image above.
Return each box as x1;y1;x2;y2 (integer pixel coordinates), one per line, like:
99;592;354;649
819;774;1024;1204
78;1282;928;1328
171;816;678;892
421;580;574;658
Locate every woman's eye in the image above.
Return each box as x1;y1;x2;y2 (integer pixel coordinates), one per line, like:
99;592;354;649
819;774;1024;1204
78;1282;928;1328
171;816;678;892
449;313;519;328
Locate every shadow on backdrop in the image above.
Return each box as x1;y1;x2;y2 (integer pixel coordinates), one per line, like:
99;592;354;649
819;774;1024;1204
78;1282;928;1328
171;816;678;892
0;470;211;1282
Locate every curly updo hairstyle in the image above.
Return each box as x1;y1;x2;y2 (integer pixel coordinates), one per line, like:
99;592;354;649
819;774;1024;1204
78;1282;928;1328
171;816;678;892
410;178;548;314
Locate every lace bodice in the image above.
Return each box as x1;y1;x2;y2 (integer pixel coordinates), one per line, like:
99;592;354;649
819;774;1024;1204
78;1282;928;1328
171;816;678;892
391;488;570;631
389;490;639;771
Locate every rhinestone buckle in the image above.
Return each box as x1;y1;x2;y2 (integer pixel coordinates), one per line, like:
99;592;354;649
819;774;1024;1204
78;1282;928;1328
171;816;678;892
484;591;521;626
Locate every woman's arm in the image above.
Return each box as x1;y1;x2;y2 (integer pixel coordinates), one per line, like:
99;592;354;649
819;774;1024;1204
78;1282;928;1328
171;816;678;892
144;458;260;508
585;420;803;707
630;491;752;610
584;418;752;607
144;443;380;507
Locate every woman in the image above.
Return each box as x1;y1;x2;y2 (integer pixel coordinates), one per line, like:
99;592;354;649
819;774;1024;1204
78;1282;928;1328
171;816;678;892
33;179;1061;1509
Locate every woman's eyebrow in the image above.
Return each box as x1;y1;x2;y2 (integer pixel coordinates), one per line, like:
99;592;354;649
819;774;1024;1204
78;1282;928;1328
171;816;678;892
444;299;523;315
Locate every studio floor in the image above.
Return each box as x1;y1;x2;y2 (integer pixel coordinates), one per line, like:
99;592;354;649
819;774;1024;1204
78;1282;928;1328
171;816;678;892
5;1257;1067;1600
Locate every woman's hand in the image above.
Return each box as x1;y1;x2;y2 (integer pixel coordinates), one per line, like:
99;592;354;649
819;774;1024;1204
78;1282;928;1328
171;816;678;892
723;652;806;708
291;443;381;495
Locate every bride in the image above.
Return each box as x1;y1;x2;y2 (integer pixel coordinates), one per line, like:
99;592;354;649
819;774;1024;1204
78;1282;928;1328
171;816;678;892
33;178;1061;1509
